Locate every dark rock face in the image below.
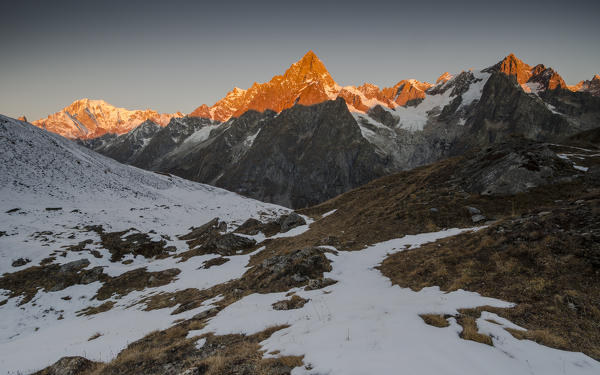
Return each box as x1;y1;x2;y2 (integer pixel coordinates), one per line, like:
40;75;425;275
217;98;389;208
83;67;600;209
81;120;161;163
458;73;573;151
162;98;390;208
455;138;577;196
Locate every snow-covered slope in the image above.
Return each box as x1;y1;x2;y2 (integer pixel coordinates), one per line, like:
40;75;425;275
0;115;288;373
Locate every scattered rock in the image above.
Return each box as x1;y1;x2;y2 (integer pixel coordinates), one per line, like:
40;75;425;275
272;295;309;310
246;247;333;292
471;214;486;223
11;258;31;267
278;213;306;232
305;277;337;290
59;259;90;273
209;233;256;256
465;206;481;215
192;307;219;321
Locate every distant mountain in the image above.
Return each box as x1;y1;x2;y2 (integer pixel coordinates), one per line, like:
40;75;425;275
32;98;183;139
83;53;600;208
189;51;433;122
570;74;600;96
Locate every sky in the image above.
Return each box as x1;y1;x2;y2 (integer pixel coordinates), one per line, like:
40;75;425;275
1;0;599;120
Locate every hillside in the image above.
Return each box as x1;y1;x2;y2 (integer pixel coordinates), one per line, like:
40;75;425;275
2;115;600;374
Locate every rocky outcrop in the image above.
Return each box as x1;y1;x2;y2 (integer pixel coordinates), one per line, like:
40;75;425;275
460;73;573;149
33;356;99;375
455;138;577;196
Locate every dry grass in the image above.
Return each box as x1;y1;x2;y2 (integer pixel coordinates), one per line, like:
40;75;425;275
380;195;600;359
94;267;180;301
456;310;493;346
80;324;302;375
420;314;450;328
77;301;115;316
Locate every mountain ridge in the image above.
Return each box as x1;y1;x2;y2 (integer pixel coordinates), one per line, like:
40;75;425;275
31;52;599;140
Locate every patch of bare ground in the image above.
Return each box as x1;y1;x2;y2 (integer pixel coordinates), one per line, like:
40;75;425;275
50;324;302;375
272;295;309;310
94;267;180;301
77;301;115;317
83;225;176;261
141;247;334;315
202;257;229;269
419;314;450;328
380;195;600;359
0;259;107;304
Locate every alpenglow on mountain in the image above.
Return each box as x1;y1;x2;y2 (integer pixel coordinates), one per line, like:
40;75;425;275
32;51;599;141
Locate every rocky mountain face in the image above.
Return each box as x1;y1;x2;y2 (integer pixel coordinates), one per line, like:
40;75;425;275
32;99;183;139
83;53;600;208
571;74;600;96
133;99;389;208
188;51;433;121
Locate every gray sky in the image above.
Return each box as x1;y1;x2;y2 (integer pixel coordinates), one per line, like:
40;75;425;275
1;0;598;120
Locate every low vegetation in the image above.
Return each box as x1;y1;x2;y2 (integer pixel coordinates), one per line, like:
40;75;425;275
381;194;600;359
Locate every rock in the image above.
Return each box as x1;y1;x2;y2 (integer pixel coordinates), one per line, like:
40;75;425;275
11;258;31;267
234;218;263;235
209;233;256;256
59;259;90;273
457;138;577;196
179;218;221;241
429;208;439;213
279;213;306;232
35;356;97;375
465;206;481;215
471;214;486;223
251;247;333;291
305;277;337;290
272;295;309;310
80;266;104;284
192;307;219;321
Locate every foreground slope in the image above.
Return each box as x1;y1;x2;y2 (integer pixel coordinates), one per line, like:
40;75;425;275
0;115;288;373
4;112;599;374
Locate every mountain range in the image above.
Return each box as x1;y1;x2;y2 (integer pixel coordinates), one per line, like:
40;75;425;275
31;51;599;141
59;52;599;208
